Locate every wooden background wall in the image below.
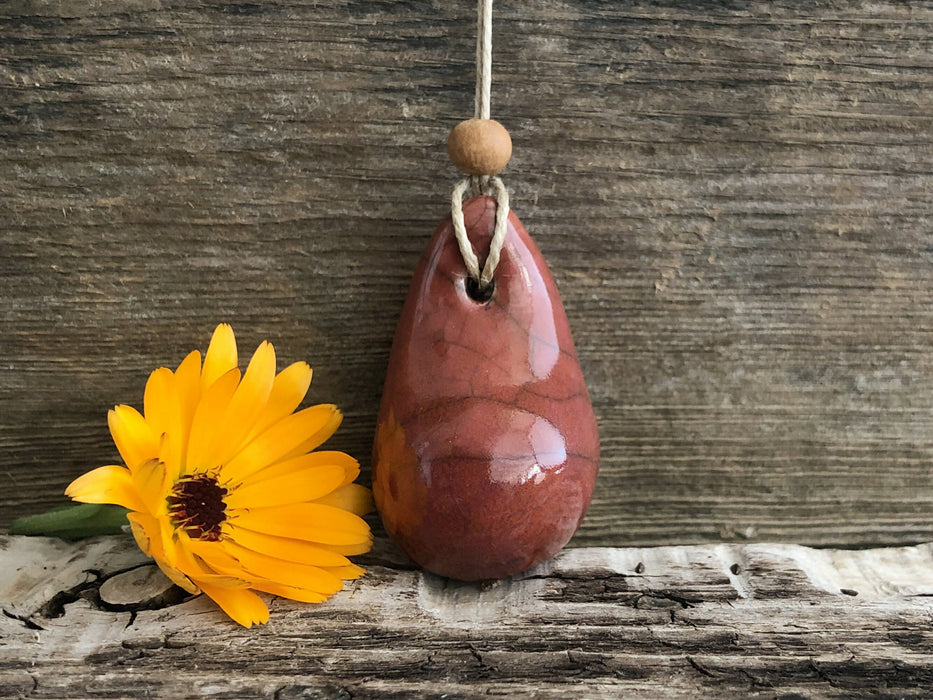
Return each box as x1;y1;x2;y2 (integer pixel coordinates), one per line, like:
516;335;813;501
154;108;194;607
3;0;933;547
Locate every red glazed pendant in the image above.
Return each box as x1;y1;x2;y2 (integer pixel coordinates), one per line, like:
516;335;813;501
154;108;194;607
373;196;599;580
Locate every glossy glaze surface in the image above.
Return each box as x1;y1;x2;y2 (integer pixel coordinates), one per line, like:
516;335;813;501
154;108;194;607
373;196;599;581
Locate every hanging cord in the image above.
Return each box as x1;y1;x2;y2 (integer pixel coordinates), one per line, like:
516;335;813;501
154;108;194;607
475;0;492;121
451;0;510;290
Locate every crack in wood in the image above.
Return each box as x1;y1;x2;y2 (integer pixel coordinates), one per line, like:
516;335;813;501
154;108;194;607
685;656;717;679
2;607;45;631
38;569;103;619
32;564;190;621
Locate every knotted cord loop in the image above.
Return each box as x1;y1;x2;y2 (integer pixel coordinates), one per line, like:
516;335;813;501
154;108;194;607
451;0;510;291
451;175;510;289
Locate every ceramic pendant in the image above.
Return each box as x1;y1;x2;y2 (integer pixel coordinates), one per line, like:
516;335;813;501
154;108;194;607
373;195;599;580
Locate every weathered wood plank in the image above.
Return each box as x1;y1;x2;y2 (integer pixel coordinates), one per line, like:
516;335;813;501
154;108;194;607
3;535;933;697
3;1;933;546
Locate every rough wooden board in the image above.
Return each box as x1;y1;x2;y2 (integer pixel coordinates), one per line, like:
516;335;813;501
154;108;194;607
3;1;933;547
3;535;933;697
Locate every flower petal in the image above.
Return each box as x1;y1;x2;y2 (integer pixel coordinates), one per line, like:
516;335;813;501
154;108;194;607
127;511;163;554
168;539;252;590
185;368;240;473
175;349;202;386
313;484;374;517
221;540;343;595
274;407;344;465
320;563;366;581
144;368;174;438
131;458;170;515
311;538;375;557
226;526;351;568
210;341;276;467
160;516;181;568
244;361;312;443
229;503;371;546
145;368;185;479
109;405;160;472
126;511;155;556
127;512;200;594
189;572;253;589
224;463;347;509
65;465;147;512
201;324;238;391
173;349;202;475
157;432;182;488
185;537;257;580
154;556;201;595
197;582;269;627
237;451;359;488
222;405;342;483
252;581;329;604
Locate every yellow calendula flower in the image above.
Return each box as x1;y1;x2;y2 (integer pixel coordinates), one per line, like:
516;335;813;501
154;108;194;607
65;324;373;627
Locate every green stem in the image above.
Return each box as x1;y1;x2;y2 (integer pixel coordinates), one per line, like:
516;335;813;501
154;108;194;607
10;504;130;540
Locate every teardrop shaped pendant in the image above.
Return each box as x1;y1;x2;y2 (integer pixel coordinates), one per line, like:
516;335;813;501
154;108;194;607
373;0;598;580
373;195;600;580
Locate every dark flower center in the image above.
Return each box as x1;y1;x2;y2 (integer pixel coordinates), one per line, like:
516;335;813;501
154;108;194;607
167;473;228;541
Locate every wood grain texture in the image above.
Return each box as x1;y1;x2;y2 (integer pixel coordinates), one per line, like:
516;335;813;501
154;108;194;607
3;1;933;546
3;534;933;697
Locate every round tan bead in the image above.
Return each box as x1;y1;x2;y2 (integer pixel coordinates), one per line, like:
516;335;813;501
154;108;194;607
447;118;512;176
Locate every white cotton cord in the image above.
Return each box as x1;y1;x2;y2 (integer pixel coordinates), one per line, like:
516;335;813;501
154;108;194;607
451;0;510;290
480;176;509;286
451;178;481;281
475;0;493;120
451;175;510;288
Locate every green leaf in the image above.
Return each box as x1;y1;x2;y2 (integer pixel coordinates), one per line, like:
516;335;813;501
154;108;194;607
10;504;130;540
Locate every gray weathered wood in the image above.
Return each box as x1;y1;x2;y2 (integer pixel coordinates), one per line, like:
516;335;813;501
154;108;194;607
3;534;933;697
3;1;933;547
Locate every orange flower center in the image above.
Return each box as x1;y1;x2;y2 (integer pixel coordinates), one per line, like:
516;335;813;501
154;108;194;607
167;474;228;541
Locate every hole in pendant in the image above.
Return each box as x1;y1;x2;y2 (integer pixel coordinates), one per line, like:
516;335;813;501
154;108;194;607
465;276;495;303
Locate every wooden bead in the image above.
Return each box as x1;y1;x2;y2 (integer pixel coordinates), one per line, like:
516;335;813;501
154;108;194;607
447;118;512;176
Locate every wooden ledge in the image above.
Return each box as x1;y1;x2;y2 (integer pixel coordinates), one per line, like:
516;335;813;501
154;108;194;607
3;535;933;697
